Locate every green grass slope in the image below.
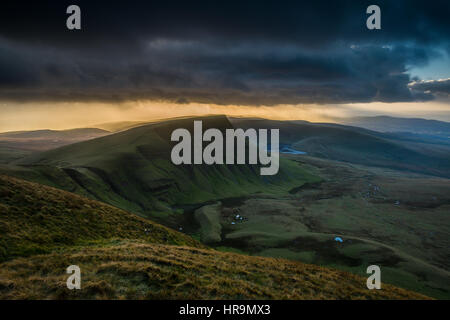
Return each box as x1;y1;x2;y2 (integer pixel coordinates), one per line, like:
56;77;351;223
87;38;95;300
0;174;203;262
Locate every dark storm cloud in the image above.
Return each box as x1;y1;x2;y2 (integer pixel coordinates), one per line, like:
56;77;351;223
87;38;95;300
0;0;449;105
409;79;450;97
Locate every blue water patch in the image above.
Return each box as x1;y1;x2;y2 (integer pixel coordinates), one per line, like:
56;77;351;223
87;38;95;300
268;144;307;155
280;145;307;155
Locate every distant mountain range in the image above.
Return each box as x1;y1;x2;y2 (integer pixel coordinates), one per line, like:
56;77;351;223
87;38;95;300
336;116;450;137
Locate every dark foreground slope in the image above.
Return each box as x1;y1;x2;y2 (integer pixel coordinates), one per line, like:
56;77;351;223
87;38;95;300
0;241;428;300
0;175;428;300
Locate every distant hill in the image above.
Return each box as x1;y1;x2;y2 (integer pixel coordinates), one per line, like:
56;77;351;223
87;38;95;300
0;175;428;300
231;118;450;178
337;116;450;136
0;128;109;140
0;128;110;163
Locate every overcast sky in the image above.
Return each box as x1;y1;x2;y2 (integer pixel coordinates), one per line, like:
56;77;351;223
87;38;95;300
0;1;449;130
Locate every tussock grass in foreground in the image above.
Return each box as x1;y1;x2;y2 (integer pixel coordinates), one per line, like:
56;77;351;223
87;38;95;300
0;241;430;300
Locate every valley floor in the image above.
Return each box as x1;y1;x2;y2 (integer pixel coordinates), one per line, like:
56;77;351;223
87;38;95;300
188;156;450;299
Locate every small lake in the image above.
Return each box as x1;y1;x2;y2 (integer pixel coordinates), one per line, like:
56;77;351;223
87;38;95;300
280;145;307;155
267;144;307;154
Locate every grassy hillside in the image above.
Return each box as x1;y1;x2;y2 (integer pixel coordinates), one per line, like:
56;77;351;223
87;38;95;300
0;174;428;300
0;174;203;262
0;241;428;300
0;147;32;165
2;116;319;225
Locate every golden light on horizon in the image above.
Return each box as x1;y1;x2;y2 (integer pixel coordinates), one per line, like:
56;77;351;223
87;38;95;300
0;100;449;132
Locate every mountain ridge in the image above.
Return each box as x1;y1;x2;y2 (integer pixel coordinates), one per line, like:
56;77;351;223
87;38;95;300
2;116;319;226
